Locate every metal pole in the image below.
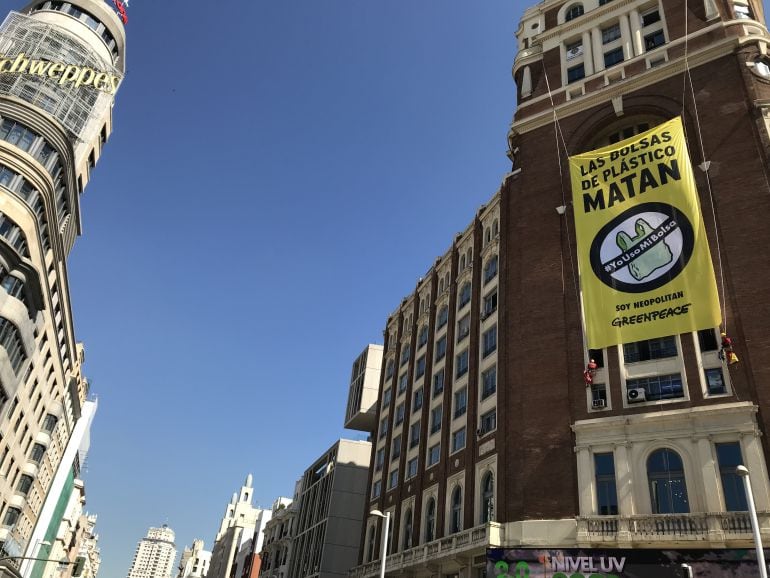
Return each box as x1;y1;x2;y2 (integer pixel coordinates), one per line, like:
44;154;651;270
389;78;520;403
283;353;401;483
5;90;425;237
741;470;768;578
379;512;390;578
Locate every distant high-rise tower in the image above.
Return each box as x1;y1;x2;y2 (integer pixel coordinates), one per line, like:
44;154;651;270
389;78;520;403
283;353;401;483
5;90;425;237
126;526;177;578
176;539;210;578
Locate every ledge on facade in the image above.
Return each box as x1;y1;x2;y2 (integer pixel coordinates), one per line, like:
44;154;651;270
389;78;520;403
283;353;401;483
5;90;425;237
577;512;770;547
349;522;504;578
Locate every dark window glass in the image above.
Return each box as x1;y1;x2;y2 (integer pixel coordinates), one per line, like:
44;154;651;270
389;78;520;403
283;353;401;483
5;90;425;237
437;306;449;329
391;435;401;460
430;407;442;434
433;369;444;397
416;356;426;379
29;443;45;464
644;30;665;51
594;453;618;515
483;326;497;358
647;449;689;514
588;349;605;368
716;442;748;512
412;388;423;412
435;336;447;361
565;3;584;21
458;283;472;309
450;487;463;533
705;368;727;395
602;23;621;43
698;329;719;352
627;373;684;401
16;474;33;495
483;291;498;318
402;509;413;550
623;336;677;363
567;64;585;83
457;315;471;343
418;326;429;349
426;498;436;541
410;422;420;448
480;409;497;435
400;344;411;367
642;9;661;26
483;256;498;284
481;473;494;523
482;367;497;399
456;350;469;378
454;388;467;419
604;47;624;67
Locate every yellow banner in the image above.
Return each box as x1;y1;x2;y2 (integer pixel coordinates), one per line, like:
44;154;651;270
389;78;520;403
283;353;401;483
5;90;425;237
569;117;721;349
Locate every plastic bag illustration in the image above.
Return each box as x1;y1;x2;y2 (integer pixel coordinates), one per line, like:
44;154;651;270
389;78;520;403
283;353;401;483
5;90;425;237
616;218;673;281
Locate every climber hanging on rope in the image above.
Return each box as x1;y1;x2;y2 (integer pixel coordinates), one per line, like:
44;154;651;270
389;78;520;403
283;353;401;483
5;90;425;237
583;359;598;386
720;332;739;365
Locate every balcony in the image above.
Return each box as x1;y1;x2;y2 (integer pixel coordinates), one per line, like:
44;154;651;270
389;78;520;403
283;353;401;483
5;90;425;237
577;512;770;546
349;522;503;578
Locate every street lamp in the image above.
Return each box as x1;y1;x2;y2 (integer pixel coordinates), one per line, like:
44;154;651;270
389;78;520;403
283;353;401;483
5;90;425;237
736;465;768;578
370;510;390;578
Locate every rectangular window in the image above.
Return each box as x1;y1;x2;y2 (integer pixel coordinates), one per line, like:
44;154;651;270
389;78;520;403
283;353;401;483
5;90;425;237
644;30;665;51
16;474;32;495
379;417;388;440
602;23;621;44
482;366;497;399
604;47;624;67
483;256;498;284
386;360;395;379
382;387;392;407
627;373;684;401
433;369;445;397
591;383;607;405
458;283;472;309
372;479;382;498
483;291;498;318
388;469;399;489
430;406;442;434
375;448;384;472
698;328;719;352
391;435;402;460
29;443;45;464
567;64;585;83
435;336;447;361
456;350;469;378
641;8;661;26
565;40;583;61
413;388;423;412
451;427;466;453
588;349;605;368
2;507;20;528
480;409;497;435
398;373;408;394
437;306;449;329
395;403;405;426
454;388;467;419
427;443;440;467
400;344;411;367
457;314;470;343
705;367;727;395
415;356;426;379
716;442;748;511
482;326;497;358
410;421;421;448
407;457;418;479
623;336;677;363
594;453;619;515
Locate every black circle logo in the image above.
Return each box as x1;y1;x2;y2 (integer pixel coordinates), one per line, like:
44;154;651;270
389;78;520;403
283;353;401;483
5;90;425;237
589;202;694;293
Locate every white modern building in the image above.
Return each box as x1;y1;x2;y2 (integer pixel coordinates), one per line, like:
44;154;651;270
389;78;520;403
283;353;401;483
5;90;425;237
126;526;176;578
177;539;210;578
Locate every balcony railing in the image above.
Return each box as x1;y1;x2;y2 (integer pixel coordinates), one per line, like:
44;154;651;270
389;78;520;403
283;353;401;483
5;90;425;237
578;512;770;545
349;522;503;578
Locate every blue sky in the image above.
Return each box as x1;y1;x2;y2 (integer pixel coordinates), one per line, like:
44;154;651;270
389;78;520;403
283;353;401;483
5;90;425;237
62;0;520;576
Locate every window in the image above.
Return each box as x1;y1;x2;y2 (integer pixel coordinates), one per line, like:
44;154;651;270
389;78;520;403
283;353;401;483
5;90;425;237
594;453;618;515
588;349;605;368
483;291;498;318
413;388;423;412
425;498;436;541
482;326;497;358
410;421;421;448
400;344;411;367
716;442;748;512
395;403;405;426
430;406;442;434
0;317;27;375
627;373;684;401
604;47;624;67
398;373;408;394
567;64;585;83
623;336;677;362
481;472;495;523
428;443;440;467
602;23;621;44
479;367;497;400
457;314;470;343
415;356;426;379
454;388;467;419
566;40;583;60
591;383;607;405
450;486;463;533
451;427;466;453
402;508;413;550
16;474;33;495
456;350;469;378
388;469;398;489
435;336;447;361
735;3;753;18
375;448;384;472
29;443;45;464
483;256;498;284
386;359;395;379
705;368;726;395
437;305;449;329
644;30;665;50
458;283;472;309
407;457;418;480
698;328;719;352
480;409;497;435
2;507;20;528
565;3;584;21
647;449;689;513
433;369;445;397
372;480;382;499
641;8;661;26
392;435;402;460
382;387;392;407
418;326;429;349
379;417;389;440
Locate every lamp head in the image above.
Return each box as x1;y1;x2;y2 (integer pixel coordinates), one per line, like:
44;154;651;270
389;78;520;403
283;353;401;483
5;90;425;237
370;510;385;518
736;465;750;477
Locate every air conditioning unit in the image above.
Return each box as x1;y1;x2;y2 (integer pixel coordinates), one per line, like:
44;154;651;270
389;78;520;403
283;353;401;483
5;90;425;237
591;399;606;409
627;387;647;403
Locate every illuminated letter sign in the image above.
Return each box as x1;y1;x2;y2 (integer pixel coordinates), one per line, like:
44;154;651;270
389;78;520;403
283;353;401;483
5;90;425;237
568;117;721;349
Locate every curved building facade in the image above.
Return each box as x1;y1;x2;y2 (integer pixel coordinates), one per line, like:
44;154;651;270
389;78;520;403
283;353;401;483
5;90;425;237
0;0;125;567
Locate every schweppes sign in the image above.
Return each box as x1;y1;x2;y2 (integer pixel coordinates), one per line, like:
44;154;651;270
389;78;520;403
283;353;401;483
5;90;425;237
0;53;119;94
569;117;720;349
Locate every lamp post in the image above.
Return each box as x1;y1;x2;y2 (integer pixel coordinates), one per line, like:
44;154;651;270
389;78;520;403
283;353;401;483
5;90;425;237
736;465;768;578
370;510;390;578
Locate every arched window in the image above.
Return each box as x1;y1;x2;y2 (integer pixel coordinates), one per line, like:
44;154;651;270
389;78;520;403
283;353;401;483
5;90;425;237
647;448;689;513
366;525;376;562
450;486;463;533
565;3;584;21
425;498;436;542
402;508;413;550
481;472;495;523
